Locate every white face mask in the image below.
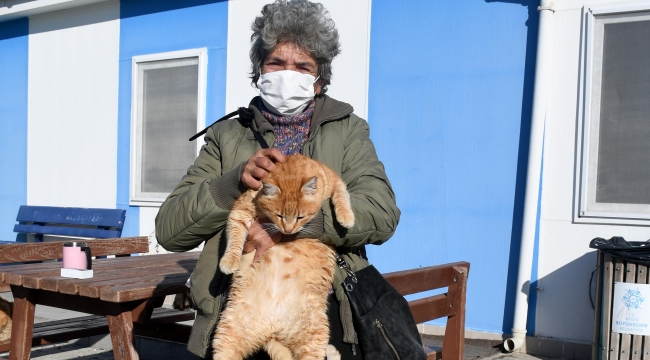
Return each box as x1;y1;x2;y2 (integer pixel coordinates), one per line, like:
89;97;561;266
257;70;317;116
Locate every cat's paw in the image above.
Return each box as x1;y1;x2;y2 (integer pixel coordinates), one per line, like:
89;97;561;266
219;252;241;275
325;345;341;360
335;210;355;229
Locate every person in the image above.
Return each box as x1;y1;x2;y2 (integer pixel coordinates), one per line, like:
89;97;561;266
155;0;400;358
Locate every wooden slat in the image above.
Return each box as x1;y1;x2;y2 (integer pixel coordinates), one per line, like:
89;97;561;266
15;206;125;229
610;258;625;360
9;286;37;360
107;310;139;360
13;225;121;240
409;294;450;324
0;237;148;263
633;265;647;360
442;265;468;360
602;254;614;360
383;261;470;296
620;262;636;360
100;275;195;302
424;346;441;360
79;272;192;299
594;251;604;360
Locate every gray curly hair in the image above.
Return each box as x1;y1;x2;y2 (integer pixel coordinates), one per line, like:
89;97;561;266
250;0;341;93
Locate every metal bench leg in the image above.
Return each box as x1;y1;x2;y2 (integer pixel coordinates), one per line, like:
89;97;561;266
9;286;36;360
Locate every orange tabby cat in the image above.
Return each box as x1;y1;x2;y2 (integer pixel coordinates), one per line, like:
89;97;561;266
213;154;355;360
0;297;13;342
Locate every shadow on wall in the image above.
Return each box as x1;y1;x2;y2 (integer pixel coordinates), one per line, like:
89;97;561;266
525;251;597;359
483;0;541;336
120;0;227;19
0;17;27;40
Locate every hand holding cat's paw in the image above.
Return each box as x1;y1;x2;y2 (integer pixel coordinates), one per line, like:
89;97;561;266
219;252;240;275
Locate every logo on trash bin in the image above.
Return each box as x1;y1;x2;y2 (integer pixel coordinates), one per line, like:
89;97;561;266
622;288;644;310
612;282;650;336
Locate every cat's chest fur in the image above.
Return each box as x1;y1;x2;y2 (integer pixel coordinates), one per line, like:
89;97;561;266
231;239;335;321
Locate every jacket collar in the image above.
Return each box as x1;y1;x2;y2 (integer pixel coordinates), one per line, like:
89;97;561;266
245;95;354;140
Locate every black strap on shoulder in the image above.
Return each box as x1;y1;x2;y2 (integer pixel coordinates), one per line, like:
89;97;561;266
336;246;368;260
189;107;268;149
250;128;269;149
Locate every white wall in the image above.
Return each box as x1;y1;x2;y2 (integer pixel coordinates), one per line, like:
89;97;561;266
225;0;372;120
27;1;120;208
536;0;650;342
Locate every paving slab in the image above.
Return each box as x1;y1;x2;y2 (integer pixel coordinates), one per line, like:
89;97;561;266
421;335;558;360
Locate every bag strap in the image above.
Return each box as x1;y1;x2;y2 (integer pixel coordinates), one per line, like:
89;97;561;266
189;107;269;149
335;254;358;284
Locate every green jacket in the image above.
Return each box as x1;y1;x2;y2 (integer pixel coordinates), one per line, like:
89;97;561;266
155;95;400;358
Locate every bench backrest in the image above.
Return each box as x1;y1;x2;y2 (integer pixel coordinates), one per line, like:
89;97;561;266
383;261;470;360
14;205;126;241
0;237;149;264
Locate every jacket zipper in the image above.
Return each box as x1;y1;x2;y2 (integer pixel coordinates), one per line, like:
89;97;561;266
375;318;400;360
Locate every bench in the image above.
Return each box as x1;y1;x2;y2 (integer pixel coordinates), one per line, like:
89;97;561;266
2;205;128;293
384;261;470;360
0;237;195;352
13;205;126;242
152;261;471;359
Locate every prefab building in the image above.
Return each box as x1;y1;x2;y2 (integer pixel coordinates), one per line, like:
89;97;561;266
2;0;650;357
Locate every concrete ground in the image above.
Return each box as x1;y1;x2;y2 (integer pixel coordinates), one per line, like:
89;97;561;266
0;293;556;360
2;337;556;360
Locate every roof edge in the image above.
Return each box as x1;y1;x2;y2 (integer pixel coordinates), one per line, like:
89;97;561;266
0;0;112;23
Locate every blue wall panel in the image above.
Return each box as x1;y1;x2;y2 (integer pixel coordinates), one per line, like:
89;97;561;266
368;0;538;334
0;18;29;242
117;0;228;234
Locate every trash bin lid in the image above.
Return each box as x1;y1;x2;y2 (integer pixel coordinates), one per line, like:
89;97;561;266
590;236;650;266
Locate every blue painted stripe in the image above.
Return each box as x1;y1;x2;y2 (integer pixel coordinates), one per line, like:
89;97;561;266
367;0;535;334
527;130;545;336
0;18;28;242
117;0;228;235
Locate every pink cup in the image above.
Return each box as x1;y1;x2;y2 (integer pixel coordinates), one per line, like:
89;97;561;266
62;242;92;270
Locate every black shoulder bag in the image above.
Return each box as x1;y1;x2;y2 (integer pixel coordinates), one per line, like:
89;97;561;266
336;255;427;360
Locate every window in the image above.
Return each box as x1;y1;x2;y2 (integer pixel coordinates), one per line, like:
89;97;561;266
130;49;207;205
576;6;650;224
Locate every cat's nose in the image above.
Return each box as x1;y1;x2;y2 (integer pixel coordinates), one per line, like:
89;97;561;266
284;220;299;234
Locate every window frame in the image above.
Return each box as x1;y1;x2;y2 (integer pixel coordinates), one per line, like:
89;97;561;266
575;4;650;225
129;48;208;206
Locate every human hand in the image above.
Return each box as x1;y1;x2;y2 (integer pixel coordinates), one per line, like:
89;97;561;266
241;148;286;190
243;220;282;261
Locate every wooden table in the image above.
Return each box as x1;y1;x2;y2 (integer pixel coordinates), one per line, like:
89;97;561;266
0;252;199;360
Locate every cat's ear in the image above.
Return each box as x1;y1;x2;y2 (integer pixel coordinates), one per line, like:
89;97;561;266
302;176;318;195
261;182;280;197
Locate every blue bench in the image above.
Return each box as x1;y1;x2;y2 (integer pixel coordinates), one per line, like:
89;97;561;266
13;205;126;242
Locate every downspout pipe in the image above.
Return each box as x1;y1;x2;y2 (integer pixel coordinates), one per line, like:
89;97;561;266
503;0;555;353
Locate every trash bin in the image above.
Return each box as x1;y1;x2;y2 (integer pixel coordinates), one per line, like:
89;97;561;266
590;237;650;360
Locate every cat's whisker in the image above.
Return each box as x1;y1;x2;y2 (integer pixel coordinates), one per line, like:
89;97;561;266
260;223;280;236
297;227;322;238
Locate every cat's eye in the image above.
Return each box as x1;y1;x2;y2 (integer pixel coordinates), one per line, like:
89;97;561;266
297;216;305;220
276;214;284;219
